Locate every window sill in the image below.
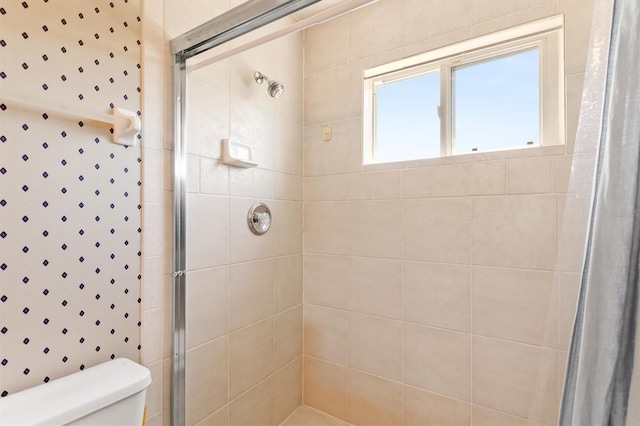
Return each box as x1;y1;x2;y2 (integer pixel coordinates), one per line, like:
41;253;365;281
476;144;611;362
362;144;567;172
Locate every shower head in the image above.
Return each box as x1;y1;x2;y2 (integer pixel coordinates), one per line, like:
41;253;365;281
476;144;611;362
254;71;284;99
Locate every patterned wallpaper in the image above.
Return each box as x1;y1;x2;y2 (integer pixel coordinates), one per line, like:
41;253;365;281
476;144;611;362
0;0;142;396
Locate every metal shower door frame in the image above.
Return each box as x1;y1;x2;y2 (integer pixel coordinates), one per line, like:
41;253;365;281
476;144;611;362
170;1;321;425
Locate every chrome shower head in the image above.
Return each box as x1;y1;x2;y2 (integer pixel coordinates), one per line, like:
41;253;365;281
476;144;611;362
254;71;284;99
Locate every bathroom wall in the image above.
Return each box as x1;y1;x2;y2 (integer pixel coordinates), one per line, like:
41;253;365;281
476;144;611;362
141;2;305;425
301;0;594;424
0;0;142;397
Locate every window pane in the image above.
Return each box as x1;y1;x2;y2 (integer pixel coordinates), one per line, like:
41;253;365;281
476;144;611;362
375;72;440;163
453;48;539;154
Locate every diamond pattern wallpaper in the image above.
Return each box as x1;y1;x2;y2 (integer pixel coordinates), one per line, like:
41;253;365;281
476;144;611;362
0;0;142;396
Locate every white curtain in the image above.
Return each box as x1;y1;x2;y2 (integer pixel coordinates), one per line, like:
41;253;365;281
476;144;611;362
560;0;640;424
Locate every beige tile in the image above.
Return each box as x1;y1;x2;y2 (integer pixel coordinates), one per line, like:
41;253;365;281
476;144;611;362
348;370;402;426
291;175;303;201
303;254;349;310
402;27;470;58
229;318;274;399
349;173;372;200
324;174;349;201
470;2;558;38
472;195;557;270
195;405;229;426
142;309;163;365
403;261;471;332
273;360;303;425
304;356;349;421
186;80;229;160
304;202;349;255
281;406;346;426
403;198;471;264
273;172;292;201
187;154;201;194
558;273;580;351
348;116;364;173
402;168;432;198
472;336;558;424
145;361;163;418
254;168;274;199
560;0;596;75
186;267;228;349
274;120;303;176
471;0;552;23
373;170;402;200
229;197;273;263
349;313;402;381
304;176;324;201
304;120;350;177
403;0;472;45
200;158;229;196
144;203;164;257
142;256;163;311
185;337;229;426
349;200;402;259
552;155;573;193
348;257;402;320
468;160;506;196
304;15;349;75
273;201;303;256
229;96;275;170
229;167;254;197
432;164;468;197
304;305;348;365
275;254;303;313
349;0;403;60
473;266;557;347
404;324;471;401
305;67;349;126
472;406;533;426
228;376;273;426
403;385;471;426
508;157;552;194
143;148;164;203
274;306;303;370
229;259;274;331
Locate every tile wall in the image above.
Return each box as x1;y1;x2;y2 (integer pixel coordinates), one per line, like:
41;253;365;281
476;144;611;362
301;0;595;424
0;0;142;398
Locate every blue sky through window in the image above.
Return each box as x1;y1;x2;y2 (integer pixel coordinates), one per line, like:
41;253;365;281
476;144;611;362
454;48;539;153
374;48;539;162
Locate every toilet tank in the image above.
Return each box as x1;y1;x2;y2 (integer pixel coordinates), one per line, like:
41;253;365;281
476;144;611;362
0;358;152;425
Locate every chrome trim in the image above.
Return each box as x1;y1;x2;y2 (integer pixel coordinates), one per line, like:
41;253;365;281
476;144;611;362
170;0;322;59
247;202;272;235
171;53;187;426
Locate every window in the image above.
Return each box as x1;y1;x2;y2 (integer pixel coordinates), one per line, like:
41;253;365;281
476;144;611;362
363;16;564;164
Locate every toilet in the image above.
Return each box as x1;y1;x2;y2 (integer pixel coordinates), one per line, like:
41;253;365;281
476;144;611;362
0;358;152;425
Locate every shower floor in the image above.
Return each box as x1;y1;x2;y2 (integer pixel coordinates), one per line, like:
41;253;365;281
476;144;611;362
280;406;351;426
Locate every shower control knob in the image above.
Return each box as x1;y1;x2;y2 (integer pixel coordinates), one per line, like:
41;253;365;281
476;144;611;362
247;202;272;235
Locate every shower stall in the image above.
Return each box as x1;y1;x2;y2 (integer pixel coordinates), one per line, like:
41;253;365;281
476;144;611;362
166;0;638;425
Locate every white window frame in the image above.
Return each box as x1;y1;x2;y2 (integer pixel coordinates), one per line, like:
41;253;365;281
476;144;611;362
363;15;565;165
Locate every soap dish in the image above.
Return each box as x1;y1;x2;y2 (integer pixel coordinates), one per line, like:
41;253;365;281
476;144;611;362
221;139;258;168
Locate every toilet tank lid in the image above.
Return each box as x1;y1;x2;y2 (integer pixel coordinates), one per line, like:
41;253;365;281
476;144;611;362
0;358;152;425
